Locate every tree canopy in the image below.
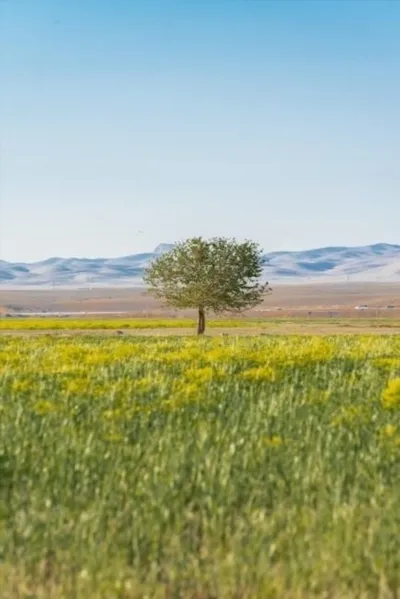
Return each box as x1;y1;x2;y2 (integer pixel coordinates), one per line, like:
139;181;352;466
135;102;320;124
144;237;271;333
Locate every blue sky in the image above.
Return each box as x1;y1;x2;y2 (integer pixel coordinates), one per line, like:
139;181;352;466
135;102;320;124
1;0;399;262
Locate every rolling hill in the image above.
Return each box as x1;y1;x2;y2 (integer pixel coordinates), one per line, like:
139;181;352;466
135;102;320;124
1;243;399;288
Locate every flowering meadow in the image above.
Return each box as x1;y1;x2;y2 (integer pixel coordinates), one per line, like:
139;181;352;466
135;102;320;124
1;334;400;598
2;316;400;331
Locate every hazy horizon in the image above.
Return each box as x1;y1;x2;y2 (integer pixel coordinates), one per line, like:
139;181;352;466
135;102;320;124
1;240;400;265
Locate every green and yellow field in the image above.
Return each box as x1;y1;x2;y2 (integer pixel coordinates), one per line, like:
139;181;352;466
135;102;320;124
2;316;400;330
1;334;400;598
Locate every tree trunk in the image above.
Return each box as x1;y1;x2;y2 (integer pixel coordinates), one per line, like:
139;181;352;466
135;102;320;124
197;307;206;335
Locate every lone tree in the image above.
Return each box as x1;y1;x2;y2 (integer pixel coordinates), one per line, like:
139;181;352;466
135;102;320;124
144;237;271;334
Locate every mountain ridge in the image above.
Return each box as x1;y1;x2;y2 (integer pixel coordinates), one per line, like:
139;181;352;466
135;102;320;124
1;243;400;288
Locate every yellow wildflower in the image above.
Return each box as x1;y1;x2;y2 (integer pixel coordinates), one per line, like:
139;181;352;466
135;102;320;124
382;379;400;409
33;400;58;415
263;436;283;448
382;424;397;438
184;366;214;383
241;366;277;382
11;379;32;393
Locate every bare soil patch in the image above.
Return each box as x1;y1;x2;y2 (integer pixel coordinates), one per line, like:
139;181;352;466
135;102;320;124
1;282;399;317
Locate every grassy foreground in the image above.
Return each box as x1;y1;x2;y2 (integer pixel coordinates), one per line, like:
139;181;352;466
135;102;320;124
1;335;400;598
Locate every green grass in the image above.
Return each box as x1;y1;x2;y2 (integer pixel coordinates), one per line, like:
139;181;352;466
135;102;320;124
0;317;232;330
1;335;400;598
1;316;400;330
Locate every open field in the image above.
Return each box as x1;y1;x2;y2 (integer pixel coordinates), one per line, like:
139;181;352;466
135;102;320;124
2;316;400;337
1;282;399;319
2;282;400;337
1;334;400;598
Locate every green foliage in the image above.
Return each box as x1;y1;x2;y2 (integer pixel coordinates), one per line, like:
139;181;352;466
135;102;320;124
1;335;400;597
144;237;269;318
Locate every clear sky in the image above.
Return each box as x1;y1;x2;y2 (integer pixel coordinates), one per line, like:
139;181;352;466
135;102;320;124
1;0;399;262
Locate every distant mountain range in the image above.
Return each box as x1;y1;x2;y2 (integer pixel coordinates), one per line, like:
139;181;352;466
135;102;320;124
1;243;400;288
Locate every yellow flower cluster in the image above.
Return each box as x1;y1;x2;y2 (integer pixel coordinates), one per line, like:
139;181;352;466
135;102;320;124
382;379;400;409
1;335;400;427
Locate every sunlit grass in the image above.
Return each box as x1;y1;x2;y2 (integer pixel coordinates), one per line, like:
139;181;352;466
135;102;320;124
1;334;400;597
1;316;400;330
